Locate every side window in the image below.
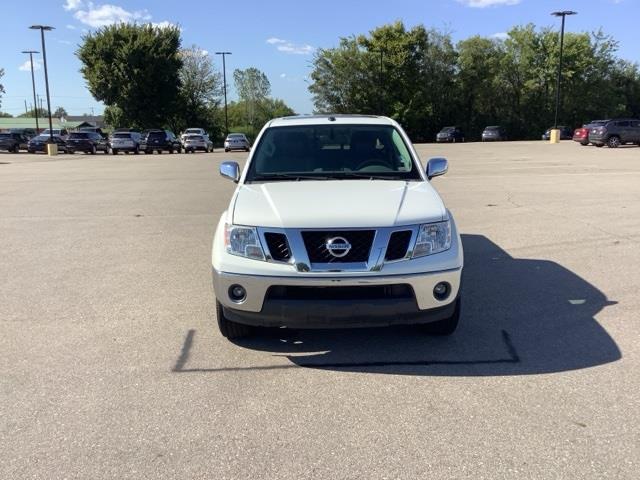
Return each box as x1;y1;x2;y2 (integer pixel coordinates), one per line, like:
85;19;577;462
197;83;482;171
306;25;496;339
390;129;413;172
616;121;630;127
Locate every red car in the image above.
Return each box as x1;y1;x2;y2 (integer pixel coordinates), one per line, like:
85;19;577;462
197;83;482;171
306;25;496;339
573;120;606;146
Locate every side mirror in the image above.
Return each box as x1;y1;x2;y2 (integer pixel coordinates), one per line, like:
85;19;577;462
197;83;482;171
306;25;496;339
220;161;240;183
426;157;448;180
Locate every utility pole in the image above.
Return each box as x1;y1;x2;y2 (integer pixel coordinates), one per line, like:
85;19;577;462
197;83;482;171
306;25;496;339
370;48;385;115
551;11;577;133
215;51;232;137
30;25;55;146
21;49;40;132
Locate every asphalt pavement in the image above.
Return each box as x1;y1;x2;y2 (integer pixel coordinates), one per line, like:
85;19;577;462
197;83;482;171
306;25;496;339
1;142;639;479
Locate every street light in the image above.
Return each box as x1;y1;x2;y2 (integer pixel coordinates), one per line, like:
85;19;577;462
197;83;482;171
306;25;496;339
370;48;385;115
29;25;55;147
215;51;232;137
551;11;577;138
21;50;40;133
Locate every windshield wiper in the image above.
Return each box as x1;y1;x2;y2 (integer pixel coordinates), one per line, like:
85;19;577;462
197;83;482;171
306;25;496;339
250;173;333;181
331;172;407;180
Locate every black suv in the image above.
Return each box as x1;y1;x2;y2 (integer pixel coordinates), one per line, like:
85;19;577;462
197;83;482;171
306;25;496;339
436;126;465;143
0;132;29;153
588;119;640;148
140;129;181;154
66;131;109;154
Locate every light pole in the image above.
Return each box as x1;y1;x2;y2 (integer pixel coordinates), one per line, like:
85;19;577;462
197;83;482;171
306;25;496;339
215;51;232;137
551;11;577;137
21;50;40;133
370;48;385;115
29;25;54;146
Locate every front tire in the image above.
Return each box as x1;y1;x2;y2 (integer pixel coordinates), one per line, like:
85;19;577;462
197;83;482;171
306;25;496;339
216;301;253;339
419;297;461;336
607;136;621;148
91;145;97;155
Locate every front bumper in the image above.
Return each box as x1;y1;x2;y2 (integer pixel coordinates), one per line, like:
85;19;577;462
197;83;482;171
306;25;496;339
213;268;462;328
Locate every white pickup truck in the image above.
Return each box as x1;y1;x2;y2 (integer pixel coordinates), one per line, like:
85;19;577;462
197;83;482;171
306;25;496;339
212;115;463;339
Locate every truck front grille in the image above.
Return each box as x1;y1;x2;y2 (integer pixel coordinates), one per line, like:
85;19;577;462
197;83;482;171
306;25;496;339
263;232;291;262
266;284;414;301
385;230;412;261
301;230;375;263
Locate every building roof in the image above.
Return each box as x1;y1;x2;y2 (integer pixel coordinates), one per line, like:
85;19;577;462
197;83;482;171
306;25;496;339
0;117;101;130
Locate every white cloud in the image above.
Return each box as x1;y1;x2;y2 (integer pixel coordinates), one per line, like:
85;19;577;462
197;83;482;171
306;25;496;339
201;49;208;56
266;37;314;55
66;24;77;30
150;21;180;30
63;0;84;11
73;4;151;28
491;32;508;40
19;60;42;72
457;0;520;7
280;73;287;78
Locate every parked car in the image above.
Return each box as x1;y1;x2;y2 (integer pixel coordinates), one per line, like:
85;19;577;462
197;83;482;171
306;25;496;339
109;131;142;154
78;126;106;138
182;134;213;153
8;128;37;140
140;129;181;154
180;128;206;142
41;128;69;140
572;120;607;146
27;135;67;153
0;132;29;153
224;133;251;152
542;126;573;140
588;118;640;148
481;126;508;141
436;126;465;143
66;131;109;154
212;115;463;339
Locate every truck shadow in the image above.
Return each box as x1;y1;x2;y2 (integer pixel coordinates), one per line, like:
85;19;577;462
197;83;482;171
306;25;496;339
221;234;621;376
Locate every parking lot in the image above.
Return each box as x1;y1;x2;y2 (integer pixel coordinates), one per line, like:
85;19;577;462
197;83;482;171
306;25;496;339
1;141;639;479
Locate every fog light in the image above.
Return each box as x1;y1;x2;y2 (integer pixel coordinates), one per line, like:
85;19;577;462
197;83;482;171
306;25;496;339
433;282;450;301
229;284;246;302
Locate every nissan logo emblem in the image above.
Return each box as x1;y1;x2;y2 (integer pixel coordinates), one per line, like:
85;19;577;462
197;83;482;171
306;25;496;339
325;236;352;258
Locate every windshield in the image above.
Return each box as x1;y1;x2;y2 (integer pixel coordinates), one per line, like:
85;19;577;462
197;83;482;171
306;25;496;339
185;135;203;141
227;134;244;139
246;125;421;182
113;133;132;138
147;131;165;139
441;127;455;132
69;133;90;139
185;129;201;134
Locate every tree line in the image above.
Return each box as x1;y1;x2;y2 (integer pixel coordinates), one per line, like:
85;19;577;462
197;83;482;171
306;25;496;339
76;24;293;140
309;21;640;141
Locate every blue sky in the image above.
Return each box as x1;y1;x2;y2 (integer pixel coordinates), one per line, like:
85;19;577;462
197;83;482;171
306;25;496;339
0;0;638;116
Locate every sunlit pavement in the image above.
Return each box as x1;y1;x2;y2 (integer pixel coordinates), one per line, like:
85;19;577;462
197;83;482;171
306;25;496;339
1;142;639;479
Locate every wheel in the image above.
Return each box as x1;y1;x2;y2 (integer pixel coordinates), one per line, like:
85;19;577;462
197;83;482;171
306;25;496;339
67;149;74;155
111;149;118;155
157;150;162;154
595;144;603;148
13;144;20;153
216;300;252;339
145;149;151;154
419;297;461;336
124;151;129;155
580;142;588;146
607;136;621;148
91;145;97;155
225;148;229;152
134;146;139;155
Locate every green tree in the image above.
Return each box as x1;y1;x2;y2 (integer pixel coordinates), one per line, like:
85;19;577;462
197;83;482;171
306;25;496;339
53;106;68;118
233;67;271;129
309;21;458;140
226;97;295;140
77;23;182;129
19;107;48;118
0;67;5;111
0;111;12;118
172;45;222;135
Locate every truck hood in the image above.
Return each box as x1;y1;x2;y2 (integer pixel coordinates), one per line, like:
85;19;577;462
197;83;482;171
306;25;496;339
231;180;446;228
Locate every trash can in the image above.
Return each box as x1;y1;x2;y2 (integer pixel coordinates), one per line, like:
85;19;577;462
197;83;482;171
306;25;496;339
47;143;58;156
549;129;561;144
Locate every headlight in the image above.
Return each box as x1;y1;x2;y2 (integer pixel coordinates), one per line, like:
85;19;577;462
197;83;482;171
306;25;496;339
224;224;265;261
412;220;451;258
